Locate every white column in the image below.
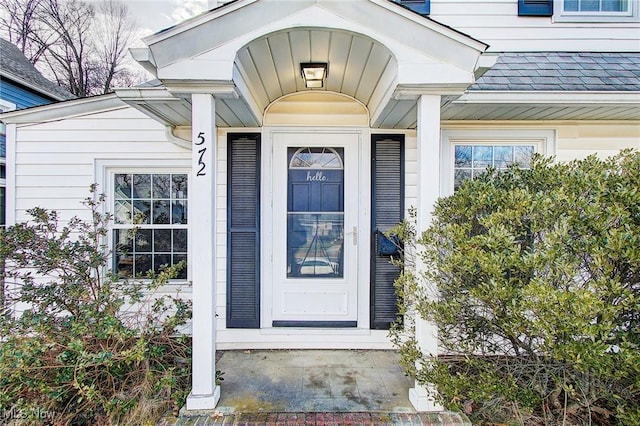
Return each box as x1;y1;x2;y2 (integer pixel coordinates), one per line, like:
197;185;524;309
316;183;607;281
409;94;444;412
186;93;220;410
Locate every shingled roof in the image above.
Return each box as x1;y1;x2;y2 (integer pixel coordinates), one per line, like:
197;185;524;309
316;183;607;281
0;38;75;101
471;52;640;91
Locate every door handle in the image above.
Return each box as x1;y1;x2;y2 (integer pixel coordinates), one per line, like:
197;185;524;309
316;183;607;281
351;226;358;245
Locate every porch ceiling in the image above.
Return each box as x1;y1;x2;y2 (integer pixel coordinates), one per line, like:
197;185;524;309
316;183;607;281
233;27;396;122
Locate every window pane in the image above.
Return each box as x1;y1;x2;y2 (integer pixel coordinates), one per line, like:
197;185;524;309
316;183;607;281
172;201;188;224
564;0;579;10
580;0;600;10
173;229;188;252
114;174;131;199
602;0;627;11
133;174;151;198
154;254;172;273
114;201;132;224
134;229;152;252
454;169;471;190
133;200;151;224
153;174;171;198
154;229;172;252
514;146;534;167
114;229;133;253
287;213;343;278
153;200;171;224
289;147;343;169
454;145;472;167
172;174;188;199
494;146;513;169
173;254;187;279
115;253;133;278
473;146;493;168
134;254;152;277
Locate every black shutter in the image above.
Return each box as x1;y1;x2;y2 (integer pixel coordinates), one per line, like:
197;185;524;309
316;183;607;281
518;0;553;16
227;134;260;328
396;0;430;15
371;135;404;330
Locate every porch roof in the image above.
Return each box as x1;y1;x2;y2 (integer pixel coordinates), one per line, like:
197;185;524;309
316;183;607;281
116;50;640;128
123;0;488;129
117;0;639;128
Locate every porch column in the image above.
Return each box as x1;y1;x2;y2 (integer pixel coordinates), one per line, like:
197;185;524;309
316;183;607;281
186;93;220;410
409;94;444;412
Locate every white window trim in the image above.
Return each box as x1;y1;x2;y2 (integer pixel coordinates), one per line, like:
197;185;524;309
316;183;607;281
440;129;556;196
95;158;191;285
553;0;639;22
0;99;16;112
0;101;13;223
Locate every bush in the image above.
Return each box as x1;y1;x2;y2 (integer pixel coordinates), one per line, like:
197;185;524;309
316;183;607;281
0;186;192;425
392;150;640;425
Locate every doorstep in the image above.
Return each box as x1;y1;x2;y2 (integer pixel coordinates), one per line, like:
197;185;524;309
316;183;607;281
159;350;471;426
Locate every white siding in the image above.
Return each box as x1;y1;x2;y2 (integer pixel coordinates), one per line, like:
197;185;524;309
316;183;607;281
11;106;193;322
215;132;228;332
13;106;190;223
405;132;418;216
555;123;640;161
430;0;640;52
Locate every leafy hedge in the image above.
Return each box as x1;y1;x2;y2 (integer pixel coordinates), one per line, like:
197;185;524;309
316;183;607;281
0;187;192;425
392;150;639;425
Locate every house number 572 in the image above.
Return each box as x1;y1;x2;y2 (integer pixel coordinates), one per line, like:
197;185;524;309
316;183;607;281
195;131;206;176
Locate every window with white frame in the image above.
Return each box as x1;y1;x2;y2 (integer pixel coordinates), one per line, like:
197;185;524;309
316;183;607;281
112;172;188;280
441;130;555;194
554;0;637;21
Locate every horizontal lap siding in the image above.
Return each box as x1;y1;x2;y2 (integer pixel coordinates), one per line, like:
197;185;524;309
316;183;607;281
555;123;640;162
13;107;190;223
430;1;640;51
0;82;53;109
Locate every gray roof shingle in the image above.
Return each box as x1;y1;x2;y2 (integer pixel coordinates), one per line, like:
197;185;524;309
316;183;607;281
0;38;75;101
472;52;640;91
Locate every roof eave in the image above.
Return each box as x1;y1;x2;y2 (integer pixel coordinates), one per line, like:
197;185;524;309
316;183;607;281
456;91;640;104
1;70;71;102
0;93;124;124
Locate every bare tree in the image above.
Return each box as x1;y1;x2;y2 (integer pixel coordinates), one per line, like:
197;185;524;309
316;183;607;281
91;0;136;94
38;0;95;96
1;0;140;97
0;0;49;63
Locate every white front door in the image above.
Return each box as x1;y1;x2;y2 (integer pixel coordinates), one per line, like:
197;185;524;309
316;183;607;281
272;132;359;326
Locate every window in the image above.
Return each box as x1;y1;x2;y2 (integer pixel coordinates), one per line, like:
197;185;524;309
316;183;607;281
564;0;628;12
554;0;637;21
441;130;555;194
112;173;188;280
394;0;430;14
453;145;534;190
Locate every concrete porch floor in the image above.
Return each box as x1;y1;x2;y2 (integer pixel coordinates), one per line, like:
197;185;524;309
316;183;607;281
161;350;471;425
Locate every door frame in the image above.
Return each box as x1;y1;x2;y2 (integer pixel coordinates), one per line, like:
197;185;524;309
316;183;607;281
261;127;371;330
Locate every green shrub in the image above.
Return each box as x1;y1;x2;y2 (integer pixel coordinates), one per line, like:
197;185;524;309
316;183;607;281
0;186;192;425
391;150;640;425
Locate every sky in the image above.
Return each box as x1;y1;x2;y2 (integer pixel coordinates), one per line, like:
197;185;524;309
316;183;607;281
126;0;210;41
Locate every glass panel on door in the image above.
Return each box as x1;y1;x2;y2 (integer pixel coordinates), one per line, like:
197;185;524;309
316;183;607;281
287;147;344;279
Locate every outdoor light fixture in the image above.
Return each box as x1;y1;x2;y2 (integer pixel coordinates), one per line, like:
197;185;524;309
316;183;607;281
300;62;328;88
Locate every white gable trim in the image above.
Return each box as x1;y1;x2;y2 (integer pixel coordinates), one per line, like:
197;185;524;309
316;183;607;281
0;94;125;124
